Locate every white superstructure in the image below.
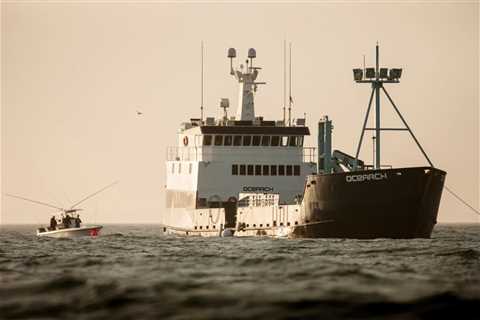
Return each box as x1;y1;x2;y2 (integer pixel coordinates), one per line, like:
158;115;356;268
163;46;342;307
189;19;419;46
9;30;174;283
163;48;317;236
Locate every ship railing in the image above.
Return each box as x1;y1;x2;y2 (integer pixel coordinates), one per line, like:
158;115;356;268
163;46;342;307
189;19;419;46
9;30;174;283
166;146;202;161
166;146;317;162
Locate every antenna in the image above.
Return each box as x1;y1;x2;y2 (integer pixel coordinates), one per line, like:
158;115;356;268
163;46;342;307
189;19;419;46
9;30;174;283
288;42;292;127
200;41;204;122
283;40;286;125
363;54;366;77
69;181;119;209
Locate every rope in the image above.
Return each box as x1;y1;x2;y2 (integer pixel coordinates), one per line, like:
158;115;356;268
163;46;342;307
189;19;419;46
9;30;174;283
445;185;480;216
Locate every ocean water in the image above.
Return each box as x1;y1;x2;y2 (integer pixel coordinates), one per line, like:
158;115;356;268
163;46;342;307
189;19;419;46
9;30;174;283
0;224;479;320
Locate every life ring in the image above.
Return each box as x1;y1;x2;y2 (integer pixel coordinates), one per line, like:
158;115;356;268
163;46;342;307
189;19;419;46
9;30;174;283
183;136;189;146
228;196;237;203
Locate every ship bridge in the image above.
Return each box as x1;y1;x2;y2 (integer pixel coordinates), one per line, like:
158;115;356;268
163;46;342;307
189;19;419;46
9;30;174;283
166;117;317;209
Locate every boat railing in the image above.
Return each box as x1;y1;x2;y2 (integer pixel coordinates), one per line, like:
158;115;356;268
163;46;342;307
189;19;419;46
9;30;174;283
166;146;317;163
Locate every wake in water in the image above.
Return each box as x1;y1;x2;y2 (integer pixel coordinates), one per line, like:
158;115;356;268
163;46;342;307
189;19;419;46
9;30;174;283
0;224;479;319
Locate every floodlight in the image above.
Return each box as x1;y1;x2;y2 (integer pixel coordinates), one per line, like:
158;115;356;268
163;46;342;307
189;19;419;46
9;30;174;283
394;68;402;79
353;69;363;81
248;48;256;59
379;68;388;78
227;48;236;58
389;68;403;80
365;68;376;79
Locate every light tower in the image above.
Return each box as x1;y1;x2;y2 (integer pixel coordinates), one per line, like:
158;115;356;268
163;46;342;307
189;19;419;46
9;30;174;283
352;43;433;171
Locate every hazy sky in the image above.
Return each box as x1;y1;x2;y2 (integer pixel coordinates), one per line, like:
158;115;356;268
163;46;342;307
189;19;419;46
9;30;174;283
2;1;479;224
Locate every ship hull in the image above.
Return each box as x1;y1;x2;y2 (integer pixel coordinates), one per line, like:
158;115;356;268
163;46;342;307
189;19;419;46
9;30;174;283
293;167;446;239
164;167;446;239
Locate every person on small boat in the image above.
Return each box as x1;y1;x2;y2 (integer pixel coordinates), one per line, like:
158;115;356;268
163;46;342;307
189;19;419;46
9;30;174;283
75;215;82;228
65;214;72;228
49;216;57;230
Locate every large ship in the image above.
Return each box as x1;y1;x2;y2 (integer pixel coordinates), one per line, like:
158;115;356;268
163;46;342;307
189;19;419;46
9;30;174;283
162;44;446;238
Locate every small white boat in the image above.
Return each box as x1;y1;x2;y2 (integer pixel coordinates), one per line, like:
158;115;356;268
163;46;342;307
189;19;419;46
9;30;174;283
6;181;117;239
36;225;103;238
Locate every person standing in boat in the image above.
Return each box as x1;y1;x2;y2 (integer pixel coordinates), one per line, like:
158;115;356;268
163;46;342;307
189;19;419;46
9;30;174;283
75;214;82;228
65;214;71;228
50;216;57;230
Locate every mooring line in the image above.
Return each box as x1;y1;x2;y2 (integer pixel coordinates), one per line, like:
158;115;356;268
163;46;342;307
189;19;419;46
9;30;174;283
445;185;480;216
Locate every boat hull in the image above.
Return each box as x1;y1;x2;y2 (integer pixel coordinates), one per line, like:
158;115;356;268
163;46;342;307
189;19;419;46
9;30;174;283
36;226;103;238
163;167;446;239
293;167;446;239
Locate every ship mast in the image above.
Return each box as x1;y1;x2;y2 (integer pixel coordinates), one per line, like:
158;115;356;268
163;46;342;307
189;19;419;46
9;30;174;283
352;43;434;170
227;47;265;121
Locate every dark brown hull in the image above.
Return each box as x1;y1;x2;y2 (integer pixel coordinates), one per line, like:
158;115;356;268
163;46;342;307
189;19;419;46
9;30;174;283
292;167;446;239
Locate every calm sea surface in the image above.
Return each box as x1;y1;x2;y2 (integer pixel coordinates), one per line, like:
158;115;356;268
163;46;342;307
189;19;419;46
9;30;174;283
0;224;479;319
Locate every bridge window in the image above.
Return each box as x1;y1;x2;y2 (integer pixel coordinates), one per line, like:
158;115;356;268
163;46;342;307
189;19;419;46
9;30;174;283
247;165;254;175
278;165;285;176
263;165;269;176
232;164;238;175
281;136;289;146
240;165;246;175
255;165;262;175
296;136;304;147
189;163;193;174
171;163;175;174
294;165;300;176
224;135;233;146
288;136;296;147
203;135;212;146
270;165;277;176
286;165;293;176
271;136;280;146
214;135;223;146
252;136;261;146
243;136;252;146
261;136;270;146
233;135;242;146
178;163;182;174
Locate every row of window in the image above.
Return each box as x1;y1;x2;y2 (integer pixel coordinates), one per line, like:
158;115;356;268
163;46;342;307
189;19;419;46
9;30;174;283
232;164;301;176
170;163;302;176
203;135;303;147
171;162;193;174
